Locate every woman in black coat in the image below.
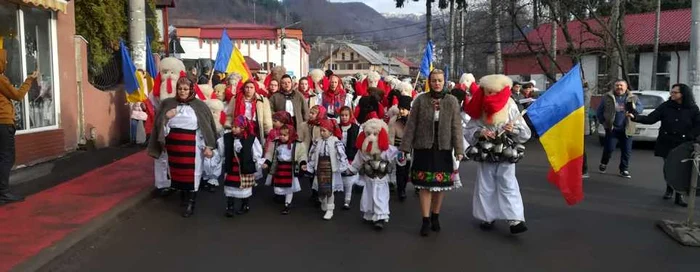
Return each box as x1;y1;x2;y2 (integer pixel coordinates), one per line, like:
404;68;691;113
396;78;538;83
628;83;700;207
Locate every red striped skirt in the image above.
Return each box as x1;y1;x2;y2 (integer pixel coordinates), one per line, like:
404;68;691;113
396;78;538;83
225;157;256;188
273;161;293;188
166;128;197;191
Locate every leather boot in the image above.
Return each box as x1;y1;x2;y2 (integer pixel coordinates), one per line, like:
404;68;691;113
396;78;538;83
182;192;196;218
675;193;688;207
663;185;673;200
225;197;235;217
180;190;187;207
237;197;250;214
430;213;441;232
420;217;430;237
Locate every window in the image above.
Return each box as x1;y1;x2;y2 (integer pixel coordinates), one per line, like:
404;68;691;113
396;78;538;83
597;55;609;92
0;3;57;131
654;52;671;90
330;64;338;70
341;53;345;60
635;94;664;110
626;53;640;90
351;53;354;61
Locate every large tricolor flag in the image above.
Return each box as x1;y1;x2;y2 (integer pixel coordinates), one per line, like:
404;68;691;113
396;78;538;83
120;41;143;103
419;40;434;92
213;29;252;82
525;64;585;205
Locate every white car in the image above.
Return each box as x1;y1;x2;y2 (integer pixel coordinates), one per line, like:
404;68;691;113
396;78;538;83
597;90;668;144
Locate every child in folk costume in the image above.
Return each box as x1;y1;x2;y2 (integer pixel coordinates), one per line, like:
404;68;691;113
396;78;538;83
263;124;308;215
388;96;413;201
338;106;362;209
464;75;531;234
306;119;350;220
200;98;227;193
348;118;402;230
265;111;294;152
299;105;327;202
223;115;264;217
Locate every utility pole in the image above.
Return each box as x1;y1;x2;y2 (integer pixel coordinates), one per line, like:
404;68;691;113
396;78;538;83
651;0;661;90
280;28;286;68
550;1;558;76
426;0;433;43
691;0;700;101
128;0;146;69
491;0;503;74
449;0;455;80
460;8;465;72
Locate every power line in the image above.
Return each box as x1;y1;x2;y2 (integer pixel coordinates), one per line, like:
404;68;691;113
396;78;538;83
304;21;426;37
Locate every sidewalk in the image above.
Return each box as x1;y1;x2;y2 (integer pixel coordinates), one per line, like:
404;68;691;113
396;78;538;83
0;149;153;272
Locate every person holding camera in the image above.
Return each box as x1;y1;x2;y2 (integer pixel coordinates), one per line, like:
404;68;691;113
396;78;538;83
596;80;643;178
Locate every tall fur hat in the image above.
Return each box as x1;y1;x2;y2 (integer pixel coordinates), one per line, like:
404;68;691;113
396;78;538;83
479;74;513;93
356;118;390;154
309;69;325;83
271;66;287;81
459;73;476;85
397;81;413;96
366;71;381;88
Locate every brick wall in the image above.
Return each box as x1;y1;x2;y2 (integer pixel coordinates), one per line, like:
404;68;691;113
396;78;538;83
15;129;66;167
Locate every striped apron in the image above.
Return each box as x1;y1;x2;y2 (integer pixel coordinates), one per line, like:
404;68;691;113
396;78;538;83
166;128;197;191
317;156;333;197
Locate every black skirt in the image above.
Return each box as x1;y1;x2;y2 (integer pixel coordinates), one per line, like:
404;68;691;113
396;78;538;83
410;122;455;189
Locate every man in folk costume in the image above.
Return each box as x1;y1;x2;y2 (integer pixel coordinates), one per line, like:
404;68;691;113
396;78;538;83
306;69;327;108
338;106;362;209
225;80;273;143
386;81;416;120
388;96;413;201
270;74;309;132
148;57;186;196
342;76;357;109
223;115;264;217
306;119;350;220
349;118;403;230
354;87;386;124
464;74;531;234
147;76;218;217
263;124;308;215
317;74;348;119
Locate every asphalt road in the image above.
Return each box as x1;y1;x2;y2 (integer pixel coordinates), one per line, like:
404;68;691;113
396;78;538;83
41;139;700;272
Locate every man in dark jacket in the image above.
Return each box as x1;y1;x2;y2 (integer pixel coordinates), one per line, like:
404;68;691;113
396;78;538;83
198;67;211;85
269;74;308;131
596;80;643;178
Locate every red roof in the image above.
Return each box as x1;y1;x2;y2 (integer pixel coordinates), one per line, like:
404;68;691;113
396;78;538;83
244;56;262;70
395;57;418;68
504;8;691;55
155;0;175;8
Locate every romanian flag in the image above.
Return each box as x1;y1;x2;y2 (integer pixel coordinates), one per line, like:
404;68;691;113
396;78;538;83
120;41;140;100
144;37;157;95
525;64;584;205
419;40;434;92
213;29;252;83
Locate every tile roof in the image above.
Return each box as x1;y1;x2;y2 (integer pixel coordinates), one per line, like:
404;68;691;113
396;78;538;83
394;57;418;68
344;43;389;65
503;8;691;55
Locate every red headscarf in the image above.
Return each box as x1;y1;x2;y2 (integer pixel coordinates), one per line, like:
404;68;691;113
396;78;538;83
307;75;329;95
298;78;313;99
338;106;356;127
322;75;346;115
234;80;259;121
319;118;342;139
278;124;298;148
272;111;293;125
308;105;327;126
233;115;256;139
464;83;512;123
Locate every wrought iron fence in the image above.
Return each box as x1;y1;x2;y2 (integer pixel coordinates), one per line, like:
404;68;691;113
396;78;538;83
87;50;123;91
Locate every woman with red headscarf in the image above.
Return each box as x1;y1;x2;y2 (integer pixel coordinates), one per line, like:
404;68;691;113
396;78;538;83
318;74;348;119
147;76;218;218
262;124;308;215
225;80;273;143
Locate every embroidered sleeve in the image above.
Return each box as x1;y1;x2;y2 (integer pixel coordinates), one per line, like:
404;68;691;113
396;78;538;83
335;140;350;172
509;102;531;143
252;138;264;167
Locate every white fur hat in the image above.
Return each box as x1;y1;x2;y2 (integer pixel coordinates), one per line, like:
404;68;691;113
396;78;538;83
459;73;475;85
479;74;513;93
309;69;324;82
367;71;380;82
398;81;413;96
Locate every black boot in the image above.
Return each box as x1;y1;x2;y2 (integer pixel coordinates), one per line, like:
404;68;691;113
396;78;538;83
225;197;235;217
510;221;528;234
430;213;441;232
663;186;673;200
180;191;187;207
281;203;291;215
675;193;688;207
374;220;385;231
420;217;430;236
182;192;196;218
310;190;321;207
237;197;250;214
479;221;495;231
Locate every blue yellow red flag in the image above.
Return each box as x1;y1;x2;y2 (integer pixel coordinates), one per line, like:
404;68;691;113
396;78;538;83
213;29;252;82
525;64;585;205
120;41;139;94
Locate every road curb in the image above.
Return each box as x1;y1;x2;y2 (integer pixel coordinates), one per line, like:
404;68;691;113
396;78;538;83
11;187;154;272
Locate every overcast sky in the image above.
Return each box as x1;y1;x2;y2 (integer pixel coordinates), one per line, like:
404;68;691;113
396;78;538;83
329;0;426;15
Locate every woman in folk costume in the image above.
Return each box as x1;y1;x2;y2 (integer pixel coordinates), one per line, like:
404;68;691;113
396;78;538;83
263;124;308;215
338;106;362;209
348;118;403;230
200;95;227;193
298;77;318;110
147;76;218;218
306;119;350;220
464;74;531;234
354;87;386;124
399;69;464;236
388;96;413;201
223;115;264;217
317;74;348;119
225;80;273;144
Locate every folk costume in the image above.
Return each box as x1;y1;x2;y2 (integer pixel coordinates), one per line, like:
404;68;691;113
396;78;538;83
349;118;402;230
388;96;412;201
147;77;218;218
307;119;351;220
340;110;362;209
269;87;309;132
306;69;327;109
354;87;385;124
265;111;294;153
223;116;264;217
263;124;308;214
201;98;227;191
317;75;349;119
464;75;531;234
225;86;273;143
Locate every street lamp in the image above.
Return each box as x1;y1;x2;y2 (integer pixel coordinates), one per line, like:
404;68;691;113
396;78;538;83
280;21;301;69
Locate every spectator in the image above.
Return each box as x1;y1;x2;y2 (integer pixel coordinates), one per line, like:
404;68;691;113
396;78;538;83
596;79;643;178
188;66;198;84
198;67;211;85
130;102;148;145
0;47;39;204
628;83;700;207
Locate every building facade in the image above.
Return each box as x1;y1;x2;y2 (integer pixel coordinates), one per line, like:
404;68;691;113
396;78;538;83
320;43;402;77
501;9;690;94
176;24;310;78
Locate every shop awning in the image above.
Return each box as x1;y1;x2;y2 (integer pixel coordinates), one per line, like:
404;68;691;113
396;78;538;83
20;0;68;14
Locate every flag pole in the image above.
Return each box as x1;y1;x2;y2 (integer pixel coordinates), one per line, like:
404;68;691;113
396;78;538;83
412;72;421;90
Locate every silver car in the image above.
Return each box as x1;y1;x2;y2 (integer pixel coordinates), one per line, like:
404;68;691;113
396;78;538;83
597;90;668;145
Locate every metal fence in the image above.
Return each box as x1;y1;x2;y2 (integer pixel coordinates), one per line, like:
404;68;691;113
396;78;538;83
87;51;123;91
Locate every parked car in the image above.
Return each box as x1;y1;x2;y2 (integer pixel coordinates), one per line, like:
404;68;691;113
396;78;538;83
595;90;667;145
